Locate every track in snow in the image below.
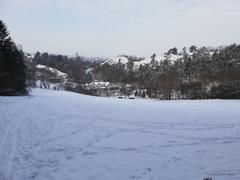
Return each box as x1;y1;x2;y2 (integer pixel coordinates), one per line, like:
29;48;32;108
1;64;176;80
1;89;240;180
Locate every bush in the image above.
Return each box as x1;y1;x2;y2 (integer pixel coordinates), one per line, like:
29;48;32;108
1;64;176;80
209;81;240;99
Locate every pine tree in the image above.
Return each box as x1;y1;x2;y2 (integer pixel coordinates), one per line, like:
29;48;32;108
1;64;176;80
0;20;27;95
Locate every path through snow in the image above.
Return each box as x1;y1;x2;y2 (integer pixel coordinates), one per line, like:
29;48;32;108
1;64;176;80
1;89;240;180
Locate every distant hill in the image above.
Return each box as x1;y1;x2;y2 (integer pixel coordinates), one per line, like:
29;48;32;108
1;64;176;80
24;44;240;99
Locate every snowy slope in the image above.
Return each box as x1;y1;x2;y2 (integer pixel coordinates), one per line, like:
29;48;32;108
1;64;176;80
1;89;240;180
36;64;68;79
102;56;129;65
134;54;183;69
101;54;183;70
35;65;68;90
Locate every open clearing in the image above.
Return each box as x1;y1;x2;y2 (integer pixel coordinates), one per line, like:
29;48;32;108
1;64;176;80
1;89;240;180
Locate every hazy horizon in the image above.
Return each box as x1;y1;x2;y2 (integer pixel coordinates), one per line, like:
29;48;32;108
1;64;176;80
1;0;240;57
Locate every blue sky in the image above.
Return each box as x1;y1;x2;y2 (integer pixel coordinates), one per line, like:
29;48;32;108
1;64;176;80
1;0;240;57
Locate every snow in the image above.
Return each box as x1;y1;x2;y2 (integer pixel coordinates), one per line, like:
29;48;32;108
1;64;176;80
85;81;111;89
102;56;129;65
36;65;68;79
25;53;34;59
35;80;65;91
101;54;183;70
1;89;240;180
134;54;183;69
85;68;93;74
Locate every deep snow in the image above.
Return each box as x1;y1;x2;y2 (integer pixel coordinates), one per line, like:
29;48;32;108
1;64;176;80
1;89;240;180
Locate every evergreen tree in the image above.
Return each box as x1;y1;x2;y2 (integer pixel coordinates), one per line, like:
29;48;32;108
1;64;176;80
0;20;27;95
167;47;178;55
189;45;197;53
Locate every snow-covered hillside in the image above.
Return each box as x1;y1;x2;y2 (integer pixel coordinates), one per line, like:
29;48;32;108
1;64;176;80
102;56;129;65
35;65;68;90
134;54;183;69
36;65;68;80
1;89;240;180
101;54;183;70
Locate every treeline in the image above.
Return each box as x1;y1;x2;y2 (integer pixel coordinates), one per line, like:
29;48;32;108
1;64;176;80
26;52;103;94
92;45;240;99
31;52;98;83
0;20;27;96
1;19;240;99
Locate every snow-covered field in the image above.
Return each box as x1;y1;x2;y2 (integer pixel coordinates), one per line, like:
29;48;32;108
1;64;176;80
1;89;240;180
